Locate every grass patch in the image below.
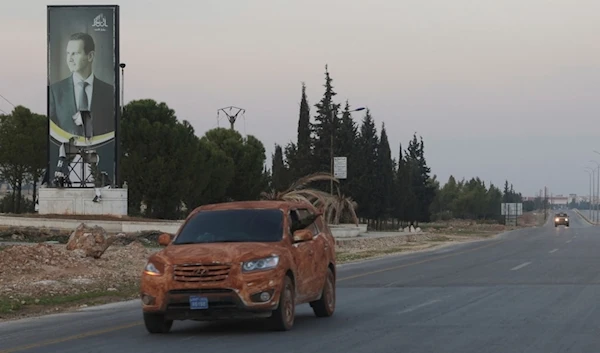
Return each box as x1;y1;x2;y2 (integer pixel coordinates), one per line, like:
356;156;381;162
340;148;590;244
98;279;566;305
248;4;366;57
443;229;496;237
429;235;451;242
0;283;140;316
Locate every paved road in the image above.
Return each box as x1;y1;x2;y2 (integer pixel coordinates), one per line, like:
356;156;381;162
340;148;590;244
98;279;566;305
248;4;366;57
1;210;599;353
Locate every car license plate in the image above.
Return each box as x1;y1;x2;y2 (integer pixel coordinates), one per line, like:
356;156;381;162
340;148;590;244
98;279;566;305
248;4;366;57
189;296;209;310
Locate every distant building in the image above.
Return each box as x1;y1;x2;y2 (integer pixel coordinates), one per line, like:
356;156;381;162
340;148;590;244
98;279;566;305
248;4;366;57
550;195;569;206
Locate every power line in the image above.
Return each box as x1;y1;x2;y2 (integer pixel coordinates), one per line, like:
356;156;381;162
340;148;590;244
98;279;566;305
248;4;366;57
0;93;15;108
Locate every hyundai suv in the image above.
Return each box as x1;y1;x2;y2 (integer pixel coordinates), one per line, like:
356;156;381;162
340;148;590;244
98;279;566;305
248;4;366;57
140;200;337;333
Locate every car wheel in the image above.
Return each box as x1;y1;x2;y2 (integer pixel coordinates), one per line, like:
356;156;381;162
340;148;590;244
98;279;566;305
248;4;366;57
270;276;295;331
311;267;336;318
143;313;173;334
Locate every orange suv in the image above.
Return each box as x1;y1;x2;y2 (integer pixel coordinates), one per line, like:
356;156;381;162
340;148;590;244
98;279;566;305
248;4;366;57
140;200;337;333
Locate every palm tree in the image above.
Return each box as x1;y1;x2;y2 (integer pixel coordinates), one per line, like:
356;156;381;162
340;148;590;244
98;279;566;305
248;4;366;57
327;187;359;226
260;172;359;226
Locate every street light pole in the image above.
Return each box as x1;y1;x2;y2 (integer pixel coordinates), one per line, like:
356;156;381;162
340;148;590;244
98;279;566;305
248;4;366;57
591;160;600;224
592;150;600;223
119;63;126;115
585;168;593;221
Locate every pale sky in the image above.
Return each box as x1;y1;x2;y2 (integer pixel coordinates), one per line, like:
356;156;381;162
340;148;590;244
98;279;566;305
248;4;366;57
1;0;600;197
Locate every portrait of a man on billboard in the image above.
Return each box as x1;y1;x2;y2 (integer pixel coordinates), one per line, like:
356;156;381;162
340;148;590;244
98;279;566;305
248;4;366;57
49;32;114;137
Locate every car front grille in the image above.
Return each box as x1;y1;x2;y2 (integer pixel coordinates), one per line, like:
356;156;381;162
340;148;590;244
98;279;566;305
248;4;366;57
173;263;232;283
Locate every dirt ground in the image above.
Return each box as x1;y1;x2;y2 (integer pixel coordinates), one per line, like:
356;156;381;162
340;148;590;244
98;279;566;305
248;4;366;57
0;211;545;322
1;213;176;222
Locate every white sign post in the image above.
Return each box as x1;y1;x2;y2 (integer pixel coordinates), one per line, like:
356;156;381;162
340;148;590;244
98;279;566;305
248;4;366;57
333;157;347;179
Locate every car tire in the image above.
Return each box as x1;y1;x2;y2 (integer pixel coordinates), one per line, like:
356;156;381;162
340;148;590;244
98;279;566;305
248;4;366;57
143;313;173;334
310;267;336;318
270;275;295;331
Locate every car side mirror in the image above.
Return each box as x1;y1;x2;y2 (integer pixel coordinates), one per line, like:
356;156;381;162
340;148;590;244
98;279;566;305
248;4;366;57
292;229;313;243
158;233;173;246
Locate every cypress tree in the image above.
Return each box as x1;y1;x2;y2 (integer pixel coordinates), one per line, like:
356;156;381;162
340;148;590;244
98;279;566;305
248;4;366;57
373;123;394;228
271;144;288;191
286;82;312;181
312;65;340;181
354;109;378;222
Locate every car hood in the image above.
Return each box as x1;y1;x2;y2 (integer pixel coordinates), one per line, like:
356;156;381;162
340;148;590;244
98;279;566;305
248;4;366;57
161;242;286;265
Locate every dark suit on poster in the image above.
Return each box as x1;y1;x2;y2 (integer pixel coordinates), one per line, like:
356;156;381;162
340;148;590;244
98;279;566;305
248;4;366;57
49;74;115;137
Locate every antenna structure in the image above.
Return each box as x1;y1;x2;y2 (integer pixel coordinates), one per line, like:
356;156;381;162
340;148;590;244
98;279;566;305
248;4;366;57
217;106;245;130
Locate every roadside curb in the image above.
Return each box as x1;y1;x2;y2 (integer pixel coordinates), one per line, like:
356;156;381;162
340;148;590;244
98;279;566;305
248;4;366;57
574;208;595;225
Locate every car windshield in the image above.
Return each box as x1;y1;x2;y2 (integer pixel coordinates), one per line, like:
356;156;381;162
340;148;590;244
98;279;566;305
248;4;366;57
173;208;284;244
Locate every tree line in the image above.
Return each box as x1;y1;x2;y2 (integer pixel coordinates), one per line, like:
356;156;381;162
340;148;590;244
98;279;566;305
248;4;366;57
0;66;526;225
269;67;524;228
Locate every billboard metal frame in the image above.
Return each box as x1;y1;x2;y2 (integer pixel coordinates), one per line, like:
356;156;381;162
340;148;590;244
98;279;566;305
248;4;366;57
46;4;120;188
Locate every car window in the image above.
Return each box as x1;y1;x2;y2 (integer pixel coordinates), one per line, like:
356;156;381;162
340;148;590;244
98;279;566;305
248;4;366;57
289;208;318;235
300;209;320;236
173;209;284;244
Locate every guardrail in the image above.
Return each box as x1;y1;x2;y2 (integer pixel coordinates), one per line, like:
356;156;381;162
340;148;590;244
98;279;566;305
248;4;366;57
573;208;596;225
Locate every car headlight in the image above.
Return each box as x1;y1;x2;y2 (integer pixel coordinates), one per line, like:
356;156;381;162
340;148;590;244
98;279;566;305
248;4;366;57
242;256;279;273
555;218;559;222
565;218;568;222
143;261;164;276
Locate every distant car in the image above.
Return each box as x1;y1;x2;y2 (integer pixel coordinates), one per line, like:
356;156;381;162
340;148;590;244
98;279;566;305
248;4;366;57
554;212;569;227
139;200;337;333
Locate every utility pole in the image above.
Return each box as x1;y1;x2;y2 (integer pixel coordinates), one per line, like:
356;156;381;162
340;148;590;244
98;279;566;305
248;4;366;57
543;186;547;221
590;160;600;224
592;151;600;223
586;168;594;221
217;106;245;130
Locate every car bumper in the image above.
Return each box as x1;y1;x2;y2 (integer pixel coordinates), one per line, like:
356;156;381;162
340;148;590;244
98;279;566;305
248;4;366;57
140;273;283;321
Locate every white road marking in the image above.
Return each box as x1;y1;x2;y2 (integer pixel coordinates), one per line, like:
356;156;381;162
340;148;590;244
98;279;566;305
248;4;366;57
511;262;532;271
398;299;441;314
549;249;559;253
566;240;572;244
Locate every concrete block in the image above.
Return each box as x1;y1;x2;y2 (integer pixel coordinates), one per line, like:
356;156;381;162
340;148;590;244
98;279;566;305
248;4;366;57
38;188;128;216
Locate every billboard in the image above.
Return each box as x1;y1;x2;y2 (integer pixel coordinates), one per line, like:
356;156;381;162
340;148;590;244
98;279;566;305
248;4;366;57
47;5;119;188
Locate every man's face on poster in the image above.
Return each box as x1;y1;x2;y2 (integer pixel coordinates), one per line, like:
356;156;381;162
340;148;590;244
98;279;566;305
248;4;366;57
66;39;93;75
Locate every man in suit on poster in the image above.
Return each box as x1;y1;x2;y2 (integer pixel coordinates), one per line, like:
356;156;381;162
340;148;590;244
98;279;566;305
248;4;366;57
49;32;115;137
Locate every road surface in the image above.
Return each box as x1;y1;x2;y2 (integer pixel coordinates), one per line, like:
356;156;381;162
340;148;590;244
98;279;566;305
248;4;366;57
1;210;598;353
